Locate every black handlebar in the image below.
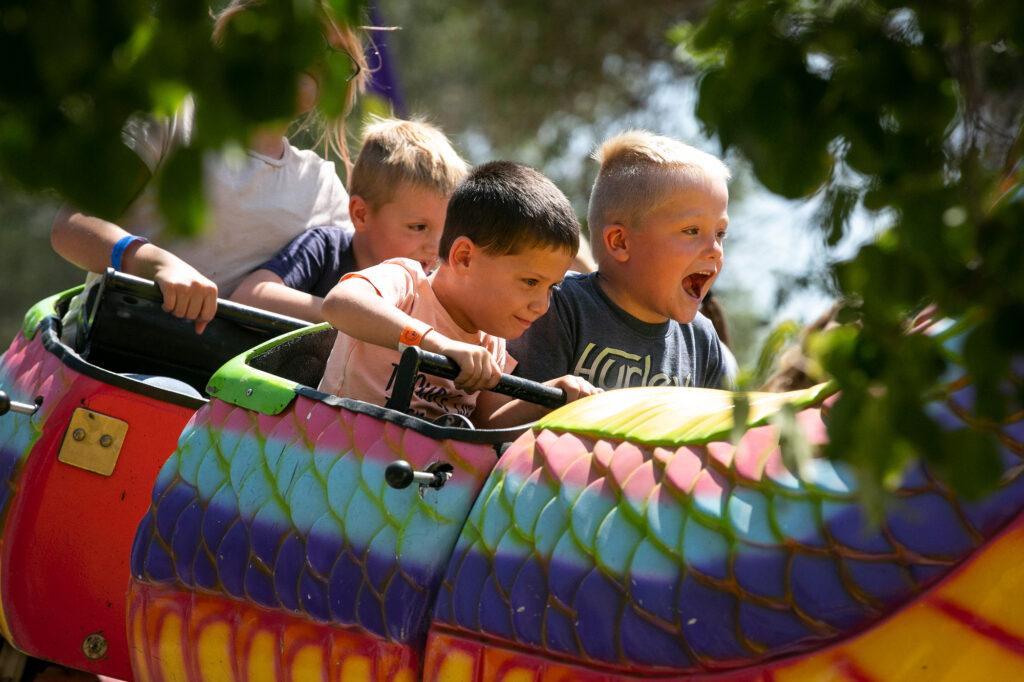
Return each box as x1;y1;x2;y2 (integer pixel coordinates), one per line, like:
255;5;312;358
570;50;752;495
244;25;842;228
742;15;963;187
101;269;310;334
384;346;566;413
0;390;37;416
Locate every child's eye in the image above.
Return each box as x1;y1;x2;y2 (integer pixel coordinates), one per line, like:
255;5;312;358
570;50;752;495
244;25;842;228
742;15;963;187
408;223;428;232
717;230;728;242
682;226;700;236
522;278;539;287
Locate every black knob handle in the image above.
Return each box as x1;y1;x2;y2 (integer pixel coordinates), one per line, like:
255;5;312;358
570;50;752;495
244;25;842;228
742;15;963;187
385;460;454;490
385;460;416;489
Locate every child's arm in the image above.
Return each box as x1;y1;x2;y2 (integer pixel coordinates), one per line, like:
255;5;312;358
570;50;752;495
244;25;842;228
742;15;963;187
51;205;218;333
472;375;600;429
231;270;325;322
322;276;502;392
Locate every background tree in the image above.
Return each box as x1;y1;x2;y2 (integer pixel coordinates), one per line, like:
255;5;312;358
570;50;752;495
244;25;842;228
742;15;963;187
682;0;1023;495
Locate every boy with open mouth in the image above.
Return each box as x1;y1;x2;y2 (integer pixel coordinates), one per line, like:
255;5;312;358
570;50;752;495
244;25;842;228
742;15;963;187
509;130;733;390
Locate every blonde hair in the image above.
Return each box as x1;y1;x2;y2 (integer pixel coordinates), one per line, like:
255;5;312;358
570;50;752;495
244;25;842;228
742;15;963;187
349;117;469;208
587;130;731;254
211;0;368;178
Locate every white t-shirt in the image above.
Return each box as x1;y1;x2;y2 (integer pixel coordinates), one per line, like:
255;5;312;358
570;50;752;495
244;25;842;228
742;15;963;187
118;97;351;295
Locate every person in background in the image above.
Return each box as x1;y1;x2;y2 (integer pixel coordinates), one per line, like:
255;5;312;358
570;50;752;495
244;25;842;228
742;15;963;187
51;0;367;336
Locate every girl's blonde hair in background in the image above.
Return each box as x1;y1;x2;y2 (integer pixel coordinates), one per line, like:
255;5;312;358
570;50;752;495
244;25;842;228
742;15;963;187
349;116;469;208
212;0;368;177
587;130;731;254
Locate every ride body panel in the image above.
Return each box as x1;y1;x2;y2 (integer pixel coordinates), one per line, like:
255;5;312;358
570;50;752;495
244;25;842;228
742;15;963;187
425;342;1024;677
128;373;502;680
0;320;197;679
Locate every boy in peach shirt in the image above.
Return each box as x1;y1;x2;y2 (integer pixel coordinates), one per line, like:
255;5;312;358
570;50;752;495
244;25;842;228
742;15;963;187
318;162;598;426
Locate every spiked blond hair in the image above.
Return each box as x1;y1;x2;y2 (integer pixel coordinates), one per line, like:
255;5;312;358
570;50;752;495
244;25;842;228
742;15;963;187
349;117;469;208
587;130;730;254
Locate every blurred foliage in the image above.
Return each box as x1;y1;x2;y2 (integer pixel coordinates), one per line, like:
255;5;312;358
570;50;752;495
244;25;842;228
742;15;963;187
683;0;1024;496
378;0;709;205
0;0;363;234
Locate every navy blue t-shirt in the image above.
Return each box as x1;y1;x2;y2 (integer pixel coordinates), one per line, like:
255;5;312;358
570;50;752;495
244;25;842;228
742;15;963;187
257;226;358;297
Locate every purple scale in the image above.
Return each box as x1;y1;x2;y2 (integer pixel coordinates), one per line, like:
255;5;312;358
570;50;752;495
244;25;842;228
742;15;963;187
364;548;396;595
130;513;155;577
478;573;515;641
449;547;489;630
549;552;591;606
273;531;305;611
886;493;975;558
356;581;388;638
244;560;278;608
249;514;288;570
843;558;914;605
543;605;580;657
216;521;251;598
960;469;1024;535
733;544;789;600
155;481;196;542
201;488;238;551
575;569;624;662
299;567;330;622
620;604;691;668
142;532;175;583
677;575;748;660
493;546;530;597
738;602;813;650
510;559;547;646
305;522;346;577
629;570;679;624
790;554;864;629
896;462;933;489
170;500;203;583
823;501;895;554
383;573;426;643
328;550;363;625
193;547;218;590
1004;418;1024;447
949;385;976;413
909;562;949;585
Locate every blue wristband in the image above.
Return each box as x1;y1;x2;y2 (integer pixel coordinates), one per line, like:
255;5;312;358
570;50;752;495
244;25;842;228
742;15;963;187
111;235;149;271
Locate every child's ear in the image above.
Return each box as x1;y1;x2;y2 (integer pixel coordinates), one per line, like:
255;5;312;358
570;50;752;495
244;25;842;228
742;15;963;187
350;195;370;232
602;224;630;263
447;236;475;272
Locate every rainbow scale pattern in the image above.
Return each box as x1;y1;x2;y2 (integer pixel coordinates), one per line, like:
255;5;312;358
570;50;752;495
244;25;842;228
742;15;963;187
130;395;499;647
432;378;1024;674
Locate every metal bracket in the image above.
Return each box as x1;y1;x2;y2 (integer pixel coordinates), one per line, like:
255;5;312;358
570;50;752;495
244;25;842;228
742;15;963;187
57;407;129;476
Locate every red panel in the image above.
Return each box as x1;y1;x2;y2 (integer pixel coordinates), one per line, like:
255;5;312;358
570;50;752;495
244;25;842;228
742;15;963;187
1;376;196;680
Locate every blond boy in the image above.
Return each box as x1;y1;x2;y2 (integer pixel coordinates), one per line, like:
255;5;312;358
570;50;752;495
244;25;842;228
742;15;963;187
509;130;733;389
231;117;468;321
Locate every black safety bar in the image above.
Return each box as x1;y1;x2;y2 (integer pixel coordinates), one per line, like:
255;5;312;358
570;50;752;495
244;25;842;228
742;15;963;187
385;346;566;413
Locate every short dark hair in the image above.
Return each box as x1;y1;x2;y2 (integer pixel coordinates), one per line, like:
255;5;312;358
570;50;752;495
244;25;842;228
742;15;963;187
440;161;580;259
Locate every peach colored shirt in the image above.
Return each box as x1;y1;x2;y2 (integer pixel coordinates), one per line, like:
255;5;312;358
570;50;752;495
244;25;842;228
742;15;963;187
318;258;516;420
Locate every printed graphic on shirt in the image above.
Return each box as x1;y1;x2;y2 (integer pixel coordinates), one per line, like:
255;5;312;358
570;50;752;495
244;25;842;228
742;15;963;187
572;343;692;389
384;364;474;419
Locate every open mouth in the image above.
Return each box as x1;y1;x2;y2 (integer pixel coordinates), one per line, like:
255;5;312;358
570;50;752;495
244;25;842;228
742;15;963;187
682;271;713;299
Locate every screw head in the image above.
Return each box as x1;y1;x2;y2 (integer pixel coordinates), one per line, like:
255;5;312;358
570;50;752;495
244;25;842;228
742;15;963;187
72;428;86;441
82;633;107;660
245;388;254;396
99;434;113;447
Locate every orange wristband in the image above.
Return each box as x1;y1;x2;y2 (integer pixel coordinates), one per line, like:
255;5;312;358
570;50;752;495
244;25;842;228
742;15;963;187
398;322;432;352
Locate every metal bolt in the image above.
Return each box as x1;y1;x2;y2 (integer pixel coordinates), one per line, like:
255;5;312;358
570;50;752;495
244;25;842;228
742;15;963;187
72;428;86;441
82;633;107;660
99;434;113;447
245;388;254;396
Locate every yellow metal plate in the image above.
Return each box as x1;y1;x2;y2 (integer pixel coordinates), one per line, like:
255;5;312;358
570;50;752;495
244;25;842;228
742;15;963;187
57;407;129;476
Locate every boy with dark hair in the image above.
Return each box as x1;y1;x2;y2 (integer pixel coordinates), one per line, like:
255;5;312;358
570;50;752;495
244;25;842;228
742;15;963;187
318;161;599;426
